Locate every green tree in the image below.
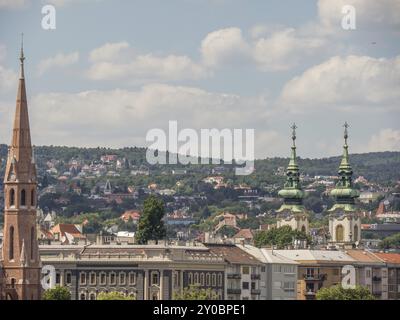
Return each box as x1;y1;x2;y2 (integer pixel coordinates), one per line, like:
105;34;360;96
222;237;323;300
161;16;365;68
42;286;71;300
254;225;310;249
135;195;166;244
97;291;135;300
316;285;375;300
380;233;400;249
173;285;219;300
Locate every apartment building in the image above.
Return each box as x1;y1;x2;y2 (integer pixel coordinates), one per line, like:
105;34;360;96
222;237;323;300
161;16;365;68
275;250;355;300
206;244;263;300
345;249;388;299
237;245;298;300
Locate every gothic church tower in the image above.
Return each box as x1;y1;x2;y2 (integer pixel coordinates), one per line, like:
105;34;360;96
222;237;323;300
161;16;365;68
1;39;42;300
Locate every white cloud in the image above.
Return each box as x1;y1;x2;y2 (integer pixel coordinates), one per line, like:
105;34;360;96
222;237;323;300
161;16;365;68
200;27;251;67
0;84;268;157
37;52;79;76
0;65;18;93
253;28;325;71
89;41;129;63
367;128;400;152
200;26;324;71
0;0;29;9
87;42;207;81
279;55;400;112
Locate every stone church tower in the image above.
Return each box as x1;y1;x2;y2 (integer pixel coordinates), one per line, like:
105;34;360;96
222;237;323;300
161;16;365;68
276;124;309;234
1;40;42;300
328;123;361;247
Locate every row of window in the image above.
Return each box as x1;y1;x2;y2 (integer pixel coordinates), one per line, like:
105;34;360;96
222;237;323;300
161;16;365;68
80;272;136;286
187;272;222;287
8;188;35;207
79;291;136;300
273;281;296;292
273;265;296;274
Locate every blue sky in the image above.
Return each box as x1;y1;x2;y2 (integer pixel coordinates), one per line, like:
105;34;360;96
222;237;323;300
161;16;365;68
0;0;399;159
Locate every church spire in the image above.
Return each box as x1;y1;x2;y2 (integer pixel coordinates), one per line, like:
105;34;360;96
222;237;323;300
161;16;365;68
4;34;34;183
329;122;359;212
277;123;305;213
1;37;41;300
19;33;25;79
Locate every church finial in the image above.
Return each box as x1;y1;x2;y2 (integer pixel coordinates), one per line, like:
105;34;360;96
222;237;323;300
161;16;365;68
19;33;25;79
291;123;297;147
343;121;349;145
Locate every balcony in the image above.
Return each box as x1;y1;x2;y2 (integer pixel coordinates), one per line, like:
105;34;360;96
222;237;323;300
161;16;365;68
303;290;317;298
227;273;241;279
303;274;327;281
251;289;261;295
251;274;261;280
227;288;241;295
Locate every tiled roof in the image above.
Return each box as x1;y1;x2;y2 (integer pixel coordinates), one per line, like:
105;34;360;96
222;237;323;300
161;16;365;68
206;244;262;265
51;224;85;238
233;228;254;239
345;249;384;264
373;252;400;264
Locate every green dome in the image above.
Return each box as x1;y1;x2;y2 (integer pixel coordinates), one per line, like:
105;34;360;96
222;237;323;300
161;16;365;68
330;187;359;198
278;188;304;199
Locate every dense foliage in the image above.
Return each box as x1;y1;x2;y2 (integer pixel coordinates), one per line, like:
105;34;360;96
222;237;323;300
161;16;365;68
173;285;219;300
42;286;71;300
135;195;166;244
254;225;310;248
97;291;135;300
316;285;375;300
380;233;400;249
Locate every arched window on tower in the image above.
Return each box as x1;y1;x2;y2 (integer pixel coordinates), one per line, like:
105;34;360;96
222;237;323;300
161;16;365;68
31;189;35;206
21;189;26;206
9;226;14;260
354;225;359;242
31;227;35;260
10;188;15;207
336;224;344;242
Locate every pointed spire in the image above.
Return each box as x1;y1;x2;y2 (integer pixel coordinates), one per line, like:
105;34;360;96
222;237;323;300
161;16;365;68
277;123;305;213
19;33;25;79
339;122;350;167
288;123;298;170
329;122;359;211
4;37;34;183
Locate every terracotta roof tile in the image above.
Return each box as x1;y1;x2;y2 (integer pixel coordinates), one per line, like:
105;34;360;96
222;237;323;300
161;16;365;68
206;244;261;265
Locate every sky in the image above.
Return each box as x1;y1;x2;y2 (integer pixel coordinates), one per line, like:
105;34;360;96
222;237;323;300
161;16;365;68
0;0;399;159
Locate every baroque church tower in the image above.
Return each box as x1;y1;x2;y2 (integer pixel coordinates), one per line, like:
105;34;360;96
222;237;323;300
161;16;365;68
276;124;309;234
328;123;361;247
1;39;42;300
